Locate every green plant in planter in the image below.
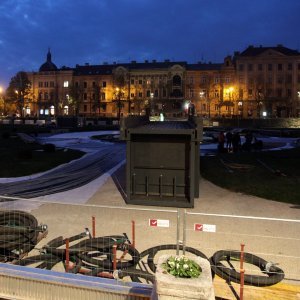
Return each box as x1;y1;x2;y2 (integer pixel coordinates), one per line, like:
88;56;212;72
162;256;202;278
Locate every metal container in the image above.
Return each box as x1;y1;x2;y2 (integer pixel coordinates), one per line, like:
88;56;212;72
121;116;202;208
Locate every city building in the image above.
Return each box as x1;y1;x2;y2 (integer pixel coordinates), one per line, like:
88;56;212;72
235;45;300;118
26;45;300;119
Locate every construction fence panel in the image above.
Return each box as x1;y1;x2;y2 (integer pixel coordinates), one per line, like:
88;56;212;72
184;211;300;299
0;196;180;299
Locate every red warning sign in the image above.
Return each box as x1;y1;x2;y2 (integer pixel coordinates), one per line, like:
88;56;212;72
150;219;158;227
149;219;170;227
194;223;203;231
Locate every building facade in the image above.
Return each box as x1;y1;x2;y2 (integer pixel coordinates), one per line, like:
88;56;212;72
26;45;300;119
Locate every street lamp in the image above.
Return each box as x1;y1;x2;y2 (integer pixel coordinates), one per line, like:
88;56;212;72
15;89;25;117
150;92;154;115
115;87;122;121
199;91;204;116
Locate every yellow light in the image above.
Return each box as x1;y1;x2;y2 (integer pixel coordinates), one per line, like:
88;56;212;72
0;87;3;93
228;87;234;93
116;87;119;92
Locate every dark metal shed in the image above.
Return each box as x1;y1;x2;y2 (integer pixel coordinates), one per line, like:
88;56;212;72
120;116;202;208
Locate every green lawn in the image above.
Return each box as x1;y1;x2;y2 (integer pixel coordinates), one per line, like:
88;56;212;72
0;134;84;177
200;147;300;204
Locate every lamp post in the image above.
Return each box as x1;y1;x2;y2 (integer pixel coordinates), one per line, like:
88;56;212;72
115;87;122;121
199;91;204;116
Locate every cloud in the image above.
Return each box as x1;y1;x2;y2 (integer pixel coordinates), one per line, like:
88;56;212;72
0;0;299;87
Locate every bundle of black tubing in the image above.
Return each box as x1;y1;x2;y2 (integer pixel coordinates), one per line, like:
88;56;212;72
13;233;144;279
0;210;44;262
7;227;285;287
210;250;285;287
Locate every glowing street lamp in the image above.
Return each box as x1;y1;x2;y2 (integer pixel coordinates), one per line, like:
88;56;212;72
115;87;122;120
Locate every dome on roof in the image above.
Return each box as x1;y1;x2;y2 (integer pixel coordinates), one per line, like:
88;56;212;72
39;49;58;72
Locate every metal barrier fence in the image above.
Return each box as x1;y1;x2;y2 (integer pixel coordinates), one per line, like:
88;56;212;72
0;195;182;299
183;210;300;299
1;195;300;299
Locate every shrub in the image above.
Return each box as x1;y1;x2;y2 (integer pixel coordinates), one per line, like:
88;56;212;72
43;143;56;153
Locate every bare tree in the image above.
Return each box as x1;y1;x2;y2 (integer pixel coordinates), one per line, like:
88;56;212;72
68;82;83;116
6;71;31;117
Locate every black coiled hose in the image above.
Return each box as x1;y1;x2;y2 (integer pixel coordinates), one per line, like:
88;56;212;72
210;250;285;287
0;210;45;262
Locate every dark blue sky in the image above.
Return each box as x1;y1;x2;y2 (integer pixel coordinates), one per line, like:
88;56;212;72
0;0;299;88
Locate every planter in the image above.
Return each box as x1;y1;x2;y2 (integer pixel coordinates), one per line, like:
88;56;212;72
152;255;215;300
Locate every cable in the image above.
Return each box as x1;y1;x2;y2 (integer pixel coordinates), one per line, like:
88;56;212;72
210;250;285;286
0;210;46;262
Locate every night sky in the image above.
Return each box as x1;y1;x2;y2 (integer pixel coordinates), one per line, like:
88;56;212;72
0;0;299;88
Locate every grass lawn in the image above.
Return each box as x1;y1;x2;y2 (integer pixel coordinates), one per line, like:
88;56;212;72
200;147;300;205
0;134;84;177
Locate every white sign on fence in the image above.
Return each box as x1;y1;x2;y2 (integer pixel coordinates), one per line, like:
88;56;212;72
149;219;170;228
194;223;216;232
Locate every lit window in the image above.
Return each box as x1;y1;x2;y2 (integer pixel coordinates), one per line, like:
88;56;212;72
25;107;30;115
40;109;44;115
63;81;69;87
45;109;49;115
50;105;55;115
